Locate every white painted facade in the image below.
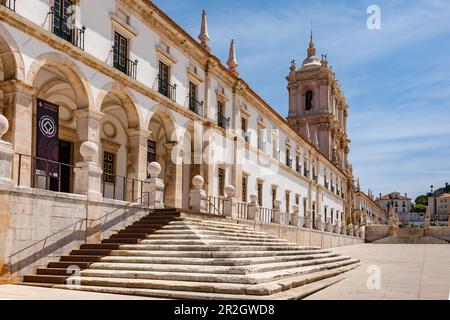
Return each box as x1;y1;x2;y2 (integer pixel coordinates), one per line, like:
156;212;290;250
0;0;354;225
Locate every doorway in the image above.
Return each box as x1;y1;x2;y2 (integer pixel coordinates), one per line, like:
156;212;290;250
49;140;72;193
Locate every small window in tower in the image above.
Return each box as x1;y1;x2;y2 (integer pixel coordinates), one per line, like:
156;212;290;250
305;90;313;110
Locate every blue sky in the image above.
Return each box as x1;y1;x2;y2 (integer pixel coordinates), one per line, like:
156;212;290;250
152;0;450;200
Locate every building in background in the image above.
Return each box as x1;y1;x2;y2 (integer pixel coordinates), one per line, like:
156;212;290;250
428;183;450;221
376;192;412;214
354;188;389;225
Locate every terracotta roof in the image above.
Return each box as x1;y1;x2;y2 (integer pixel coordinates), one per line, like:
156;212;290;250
378;192;411;201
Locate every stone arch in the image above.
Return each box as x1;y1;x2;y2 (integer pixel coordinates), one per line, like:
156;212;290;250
147;105;181;208
26;52;94;109
0;23;25;81
96;82;141;130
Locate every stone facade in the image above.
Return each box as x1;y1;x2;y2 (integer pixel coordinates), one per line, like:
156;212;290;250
0;0;369;282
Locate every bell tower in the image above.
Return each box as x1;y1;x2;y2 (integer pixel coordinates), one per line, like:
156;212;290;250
286;32;350;172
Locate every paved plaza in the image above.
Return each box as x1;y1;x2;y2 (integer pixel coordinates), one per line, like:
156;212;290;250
306;244;450;300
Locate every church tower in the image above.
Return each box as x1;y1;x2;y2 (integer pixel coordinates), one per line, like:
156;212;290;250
286;32;351;173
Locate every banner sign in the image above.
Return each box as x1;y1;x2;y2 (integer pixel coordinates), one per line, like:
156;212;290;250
36;99;59;178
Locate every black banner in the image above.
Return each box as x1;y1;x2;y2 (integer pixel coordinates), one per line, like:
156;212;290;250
36;98;59;178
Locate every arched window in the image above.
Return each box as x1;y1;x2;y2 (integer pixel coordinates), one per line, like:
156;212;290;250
305;90;313;110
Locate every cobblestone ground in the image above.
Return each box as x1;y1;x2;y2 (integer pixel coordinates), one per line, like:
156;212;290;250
306;244;450;300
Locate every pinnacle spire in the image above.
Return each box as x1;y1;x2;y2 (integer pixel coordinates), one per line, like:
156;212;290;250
227;39;239;77
198;10;211;51
314;129;319;147
305;121;311;142
307;22;316;58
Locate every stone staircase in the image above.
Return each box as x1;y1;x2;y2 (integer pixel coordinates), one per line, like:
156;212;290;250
373;228;450;244
23;209;360;300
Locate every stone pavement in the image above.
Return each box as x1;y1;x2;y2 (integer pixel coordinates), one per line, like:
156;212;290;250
306;244;450;300
0;285;154;300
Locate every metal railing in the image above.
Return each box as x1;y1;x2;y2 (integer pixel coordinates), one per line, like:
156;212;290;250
313;174;318;183
207;196;224;216
50;10;85;50
0;0;15;11
280;212;291;226
237;202;249;219
113;51;138;79
217;115;230;130
286;159;293;168
188;95;204;117
257;207;274;224
101;173;150;202
16;153;80;193
158;76;177;102
304;169;310;178
296;164;302;174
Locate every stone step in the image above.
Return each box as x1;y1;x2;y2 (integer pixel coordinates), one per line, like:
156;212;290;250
168;221;262;232
47;261;92;269
102;238;140;244
111;233;150;239
119;229;157;234
153;228;279;238
162;224;270;236
117;244;320;252
37;268;77;276
87;256;348;276
78;258;357;285
144;234;287;242
137;239;291;246
71;249;112;256
62;259;359;296
126;225;161;230
23;275;68;285
96;252;341;267
80;244;121;250
103;249;330;259
53;271;346;300
60;255;102;263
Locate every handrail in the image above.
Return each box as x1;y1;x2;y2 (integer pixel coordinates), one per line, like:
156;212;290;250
207;196;223;216
8;192;153;260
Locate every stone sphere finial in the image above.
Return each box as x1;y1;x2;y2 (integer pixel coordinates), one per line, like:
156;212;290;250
0;114;9;141
249;194;258;204
192;175;204;189
225;185;235;197
147;162;161;178
80;141;98;162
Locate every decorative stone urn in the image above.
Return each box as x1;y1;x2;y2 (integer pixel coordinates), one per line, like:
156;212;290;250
190;175;207;213
291;204;300;227
144;162;165;209
247;194;259;221
224;185;236;218
273;200;282;224
74;141;102;200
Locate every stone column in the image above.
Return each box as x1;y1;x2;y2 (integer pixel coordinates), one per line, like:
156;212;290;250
333;221;340;234
127;128;151;200
305;210;313;229
326;217;333;233
291;204;300;227
354;224;360;238
74;109;104;164
315;213;324;231
0;114;14;188
142;162;165;209
165;142;183;208
273;200;281;224
341;221;347;235
247;194;259;221
190;175;207;213
0;80;36;187
347;223;354;237
73;141;103;201
223;185;237;218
